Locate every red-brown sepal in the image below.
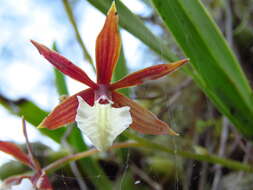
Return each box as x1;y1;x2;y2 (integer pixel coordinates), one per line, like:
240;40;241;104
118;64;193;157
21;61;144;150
112;92;178;135
110;59;188;90
31;40;98;89
38;88;94;129
95;2;121;84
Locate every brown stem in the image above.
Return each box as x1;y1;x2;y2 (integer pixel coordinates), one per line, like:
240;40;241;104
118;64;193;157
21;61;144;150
43;142;140;173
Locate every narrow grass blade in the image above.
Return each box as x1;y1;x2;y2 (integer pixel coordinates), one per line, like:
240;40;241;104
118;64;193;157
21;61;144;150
113;47;130;96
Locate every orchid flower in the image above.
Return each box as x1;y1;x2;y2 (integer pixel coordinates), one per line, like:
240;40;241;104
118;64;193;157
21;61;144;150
0;119;52;190
31;2;188;151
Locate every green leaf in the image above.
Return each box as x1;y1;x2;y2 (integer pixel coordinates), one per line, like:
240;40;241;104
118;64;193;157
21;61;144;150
0;95;65;142
54;68;69;96
0;161;29;180
86;0;177;62
113;45;130;96
52;43;69;96
151;0;253;138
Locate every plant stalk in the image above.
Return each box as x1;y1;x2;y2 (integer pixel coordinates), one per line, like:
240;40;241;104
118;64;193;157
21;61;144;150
43;136;253;174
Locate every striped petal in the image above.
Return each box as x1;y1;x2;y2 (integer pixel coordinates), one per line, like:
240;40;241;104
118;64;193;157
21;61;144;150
0;141;33;168
96;2;121;84
31;40;98;89
38;88;94;129
110;59;188;90
112;92;178;135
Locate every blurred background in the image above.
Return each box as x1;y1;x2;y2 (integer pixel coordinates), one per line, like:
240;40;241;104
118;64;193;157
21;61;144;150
0;0;253;189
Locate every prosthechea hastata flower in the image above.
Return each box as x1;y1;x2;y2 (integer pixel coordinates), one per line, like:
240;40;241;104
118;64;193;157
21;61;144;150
31;2;188;151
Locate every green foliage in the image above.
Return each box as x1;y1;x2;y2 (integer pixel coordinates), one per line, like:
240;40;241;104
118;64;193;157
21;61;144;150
113;48;130;96
151;0;253;138
0;161;29;180
0;95;66;142
86;0;253;139
1;0;253;189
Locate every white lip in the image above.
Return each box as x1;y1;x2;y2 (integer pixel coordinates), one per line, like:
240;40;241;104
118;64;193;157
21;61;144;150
75;96;132;151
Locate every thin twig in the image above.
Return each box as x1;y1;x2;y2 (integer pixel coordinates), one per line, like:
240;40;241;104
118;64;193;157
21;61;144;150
124;132;253;173
238;142;253;178
168;78;193;96
61;125;88;190
62;0;95;70
158;78;192;118
198;102;216;190
228;125;247;154
184;136;198;190
43;142;140;173
224;0;234;48
198;128;214;190
43;134;253;175
22;118;40;170
211;117;229;190
131;164;162;190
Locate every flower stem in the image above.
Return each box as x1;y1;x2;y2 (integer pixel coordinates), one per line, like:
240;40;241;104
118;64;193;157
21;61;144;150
123;132;253;173
43;137;253;174
62;0;95;71
43;142;140;173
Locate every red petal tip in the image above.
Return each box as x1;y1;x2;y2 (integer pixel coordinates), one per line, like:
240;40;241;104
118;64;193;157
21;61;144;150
38;89;94;130
0;141;33;168
31;40;98;89
95;1;121;84
112;92;178;135
110;58;189;90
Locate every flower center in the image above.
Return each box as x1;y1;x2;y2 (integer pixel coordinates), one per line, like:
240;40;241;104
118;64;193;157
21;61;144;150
94;84;112;104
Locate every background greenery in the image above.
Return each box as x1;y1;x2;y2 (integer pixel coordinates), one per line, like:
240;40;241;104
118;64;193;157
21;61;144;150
0;0;253;189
